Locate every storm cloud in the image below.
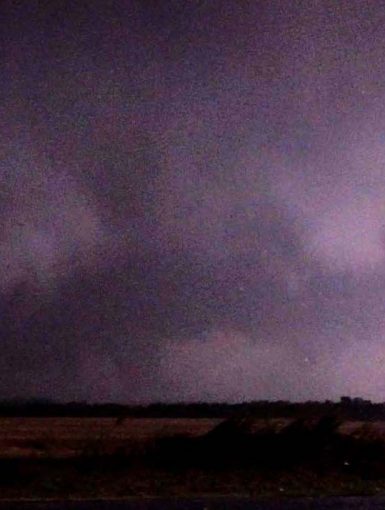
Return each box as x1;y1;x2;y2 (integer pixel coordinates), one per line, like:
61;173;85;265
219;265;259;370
2;1;385;402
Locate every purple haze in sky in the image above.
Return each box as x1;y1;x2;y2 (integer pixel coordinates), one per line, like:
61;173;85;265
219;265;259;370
2;1;385;402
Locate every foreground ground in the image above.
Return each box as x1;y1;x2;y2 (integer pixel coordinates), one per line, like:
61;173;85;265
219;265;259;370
3;497;385;510
1;416;385;499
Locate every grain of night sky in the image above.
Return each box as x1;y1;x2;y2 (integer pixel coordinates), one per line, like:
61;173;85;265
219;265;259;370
1;0;385;403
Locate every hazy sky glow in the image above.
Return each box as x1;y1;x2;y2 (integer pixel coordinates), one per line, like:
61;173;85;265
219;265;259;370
2;1;385;403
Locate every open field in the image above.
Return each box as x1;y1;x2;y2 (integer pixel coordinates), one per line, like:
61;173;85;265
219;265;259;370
1;416;385;499
0;417;223;458
0;417;384;459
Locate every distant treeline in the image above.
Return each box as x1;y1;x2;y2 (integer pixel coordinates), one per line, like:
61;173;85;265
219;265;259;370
0;396;384;420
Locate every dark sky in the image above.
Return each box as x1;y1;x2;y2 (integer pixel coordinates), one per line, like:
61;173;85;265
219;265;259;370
2;0;385;403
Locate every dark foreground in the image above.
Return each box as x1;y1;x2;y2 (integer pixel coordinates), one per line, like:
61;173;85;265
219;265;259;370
1;497;385;510
3;415;385;499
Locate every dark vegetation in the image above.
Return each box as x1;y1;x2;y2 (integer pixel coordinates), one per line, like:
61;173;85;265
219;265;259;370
150;414;385;479
2;413;385;498
2;398;385;497
0;396;382;419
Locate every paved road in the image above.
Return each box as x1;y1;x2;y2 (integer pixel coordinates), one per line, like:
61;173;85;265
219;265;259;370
1;498;385;510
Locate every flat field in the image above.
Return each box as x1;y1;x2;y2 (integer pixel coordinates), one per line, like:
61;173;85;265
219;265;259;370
1;417;385;499
0;417;223;458
0;417;380;459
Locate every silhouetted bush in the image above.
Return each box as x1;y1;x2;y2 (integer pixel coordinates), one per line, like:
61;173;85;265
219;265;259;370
147;413;385;477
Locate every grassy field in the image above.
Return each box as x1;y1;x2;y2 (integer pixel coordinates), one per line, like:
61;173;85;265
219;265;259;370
0;417;382;459
1;416;385;498
0;417;222;458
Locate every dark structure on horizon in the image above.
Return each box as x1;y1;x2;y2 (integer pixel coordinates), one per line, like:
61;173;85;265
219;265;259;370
0;396;382;420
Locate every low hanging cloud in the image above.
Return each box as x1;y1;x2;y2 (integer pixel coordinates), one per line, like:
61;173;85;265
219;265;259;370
2;1;385;403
